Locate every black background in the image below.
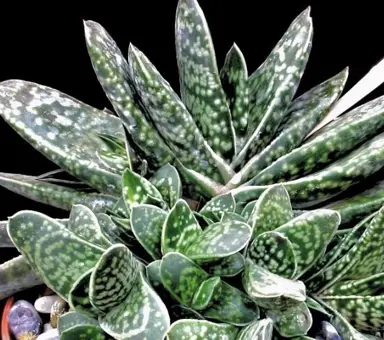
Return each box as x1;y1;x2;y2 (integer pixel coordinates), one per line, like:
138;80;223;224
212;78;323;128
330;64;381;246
0;1;383;261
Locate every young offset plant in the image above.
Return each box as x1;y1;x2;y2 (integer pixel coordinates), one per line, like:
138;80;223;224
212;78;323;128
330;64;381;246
1;0;384;338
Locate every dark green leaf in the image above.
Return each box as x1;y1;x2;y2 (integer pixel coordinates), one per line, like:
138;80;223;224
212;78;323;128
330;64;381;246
96;213;132;246
305;297;332;318
7;211;103;299
68;204;111;249
233;8;313;166
247;231;297;279
0;80;124;194
84;20;175;168
185;221;251;261
203;252;245;277
149;164;182;208
199;192;236;221
167;319;239;340
89;244;141;313
162;199;202;255
240;200;257;220
131;204;167;260
266;302;312;337
242;259;306;310
160;251;209;306
175;0;236;161
146;260;162;289
99;272;170;340
221;212;246;223
57;311;99;335
235;318;274;340
60;324;109;340
191;276;221;310
169;305;204;320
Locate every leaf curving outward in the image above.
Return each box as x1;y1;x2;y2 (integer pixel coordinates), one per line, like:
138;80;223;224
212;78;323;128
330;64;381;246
242;259;306;310
202;252;245;277
84;20;175;168
191;276;221;310
99;271;170;340
199;192;236;222
0;80;124;194
89;244;141;313
131;204;168;260
233;8;313;167
7;210;104;299
175;0;236;162
166;319;239;340
235;317;274;340
149;164;182;208
220;43;249;151
57;311;99;336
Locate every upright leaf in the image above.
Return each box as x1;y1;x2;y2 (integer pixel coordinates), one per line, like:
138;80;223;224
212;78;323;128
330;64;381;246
202;253;245;277
175;0;236;161
0;80;124;194
191;276;221;310
199;192;236;221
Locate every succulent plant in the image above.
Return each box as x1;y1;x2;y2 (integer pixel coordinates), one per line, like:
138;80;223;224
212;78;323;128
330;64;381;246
4;164;384;339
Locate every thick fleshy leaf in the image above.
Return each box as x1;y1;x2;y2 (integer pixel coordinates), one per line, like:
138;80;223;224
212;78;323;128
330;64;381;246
160;252;209;306
99;271;170;340
275;209;340;278
228;68;348;185
60;324;109;340
96;213;133;246
202;281;260;326
242;259;306;310
131;204;167;260
122;168;165;210
58;311;99;334
202;252;245;277
247;231;297;279
319;295;384;332
220;43;249;150
318;205;384;292
84;20;174;168
0;220;14;248
193;211;214;228
169;305;204;320
175;0;235;161
7;211;103;299
233;8;313;166
0;255;42;300
305;297;332;318
161;199;202;255
68;204;111;249
149;164;182;208
235;318;274;340
68;269;100;317
0;172;117;212
0;80;124;194
89;244;141;313
266;302;312;337
191;276;221;310
241;200;257;220
167;319;239;340
185;221;251;261
221;211;246;223
128;44;232;184
199;192;236;221
248;184;293;239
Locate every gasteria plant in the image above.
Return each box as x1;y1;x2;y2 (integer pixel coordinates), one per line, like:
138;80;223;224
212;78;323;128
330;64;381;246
6;165;384;339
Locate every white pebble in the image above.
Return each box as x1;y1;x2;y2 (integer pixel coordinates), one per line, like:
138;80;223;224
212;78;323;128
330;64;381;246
34;295;61;314
44;323;53;332
36;328;59;340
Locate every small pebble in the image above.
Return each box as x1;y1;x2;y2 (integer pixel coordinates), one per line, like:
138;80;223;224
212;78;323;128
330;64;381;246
36;328;59;340
34;295;61;314
317;321;341;340
50;297;67;328
44;323;53;332
8;300;42;339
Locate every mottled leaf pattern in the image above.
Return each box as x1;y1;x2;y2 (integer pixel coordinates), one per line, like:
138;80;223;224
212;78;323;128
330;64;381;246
235;318;274;340
275;209;340;278
220;211;246;223
243;259;306;310
160;252;209;306
68;205;111;249
149;164;182;208
60;324;109;340
175;0;235;161
266;302;312;337
167;319;239;340
128;44;230;184
199;192;236;221
202;252;245;277
84;20;174;168
247;231;297;278
96;213;132;246
89;244;140;313
131;204;167;260
191;276;221;310
233;8;313;166
7;211;103;299
161;199;201;255
99;272;170;340
202;281;260;326
0;80;124;194
185;221;251;261
249;185;293;239
57;311;99;335
241;200;257;220
220;43;249;150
